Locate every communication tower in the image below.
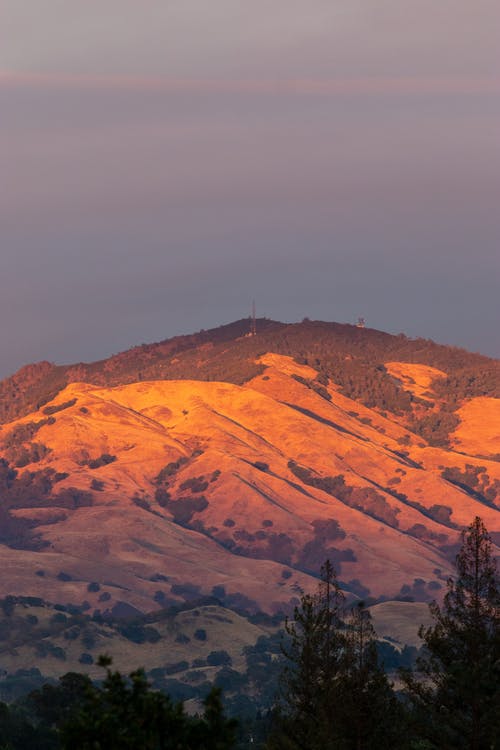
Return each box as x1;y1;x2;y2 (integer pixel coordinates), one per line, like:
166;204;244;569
250;300;257;336
356;317;365;329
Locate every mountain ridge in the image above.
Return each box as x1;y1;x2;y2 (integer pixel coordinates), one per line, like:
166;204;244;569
1;318;498;435
0;320;498;618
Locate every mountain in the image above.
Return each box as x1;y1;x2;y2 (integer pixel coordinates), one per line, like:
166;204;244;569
0;319;498;620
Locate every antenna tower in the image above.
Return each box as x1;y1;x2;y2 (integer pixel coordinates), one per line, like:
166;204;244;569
356;317;365;329
250;301;257;336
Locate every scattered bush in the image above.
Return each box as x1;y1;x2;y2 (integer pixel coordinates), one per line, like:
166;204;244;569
165;661;189;675
8;442;51;468
171;583;201;601
155;457;189;484
207;650;232;667
288;462;400;528
179;476;208;494
79;652;93;665
118;623;161;644
42;398;77;415
167;496;209;525
84;454;117;470
155;488;171;507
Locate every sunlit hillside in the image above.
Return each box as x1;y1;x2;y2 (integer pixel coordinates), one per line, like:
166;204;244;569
0;322;498;619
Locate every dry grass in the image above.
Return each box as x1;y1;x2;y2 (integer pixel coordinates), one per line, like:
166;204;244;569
369;601;434;647
0;356;498;613
451;397;500;457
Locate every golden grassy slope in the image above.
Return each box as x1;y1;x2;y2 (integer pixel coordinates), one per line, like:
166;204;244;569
0;355;498;614
385;362;447;400
451;397;500;457
0;601;268;680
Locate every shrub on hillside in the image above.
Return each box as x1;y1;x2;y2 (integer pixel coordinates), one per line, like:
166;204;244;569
42;398;77;415
179;476;209;494
207;650;232;667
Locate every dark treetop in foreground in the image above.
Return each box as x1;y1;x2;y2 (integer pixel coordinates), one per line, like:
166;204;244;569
268;561;404;750
401;516;500;750
0;518;498;749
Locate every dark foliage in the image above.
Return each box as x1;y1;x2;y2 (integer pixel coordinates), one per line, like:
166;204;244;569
401;517;500;749
166;495;209;525
0;459;93;548
117;622;161;644
269;561;405;749
0;700;57;749
1;418;55;449
288;461;401;528
81;453;116;470
2;659;237;749
59;656;237;749
155;456;189;484
207;650;233;667
42;399;77;416
179;475;209;494
441;465;499;505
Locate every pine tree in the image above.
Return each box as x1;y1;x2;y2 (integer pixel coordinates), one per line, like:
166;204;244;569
60;655;237;749
269;561;405;749
339;602;406;750
402;516;500;749
269;560;345;750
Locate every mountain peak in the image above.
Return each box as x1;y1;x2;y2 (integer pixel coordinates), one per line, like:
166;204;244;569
0;318;498;427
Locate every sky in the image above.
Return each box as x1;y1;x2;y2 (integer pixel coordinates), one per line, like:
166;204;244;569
1;1;499;379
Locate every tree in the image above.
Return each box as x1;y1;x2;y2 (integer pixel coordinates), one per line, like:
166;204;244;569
60;655;237;749
0;701;57;750
339;602;406;750
25;671;93;730
402;516;500;749
270;560;345;749
269;562;406;749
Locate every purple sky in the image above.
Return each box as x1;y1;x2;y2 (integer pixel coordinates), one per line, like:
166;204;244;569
1;1;499;379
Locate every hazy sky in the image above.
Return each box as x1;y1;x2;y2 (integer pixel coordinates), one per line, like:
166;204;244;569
1;1;499;378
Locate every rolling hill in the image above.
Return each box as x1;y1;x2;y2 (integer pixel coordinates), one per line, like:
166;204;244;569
0;318;498;623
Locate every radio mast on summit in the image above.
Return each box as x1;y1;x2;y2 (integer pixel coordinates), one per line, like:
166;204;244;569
250;300;257;336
